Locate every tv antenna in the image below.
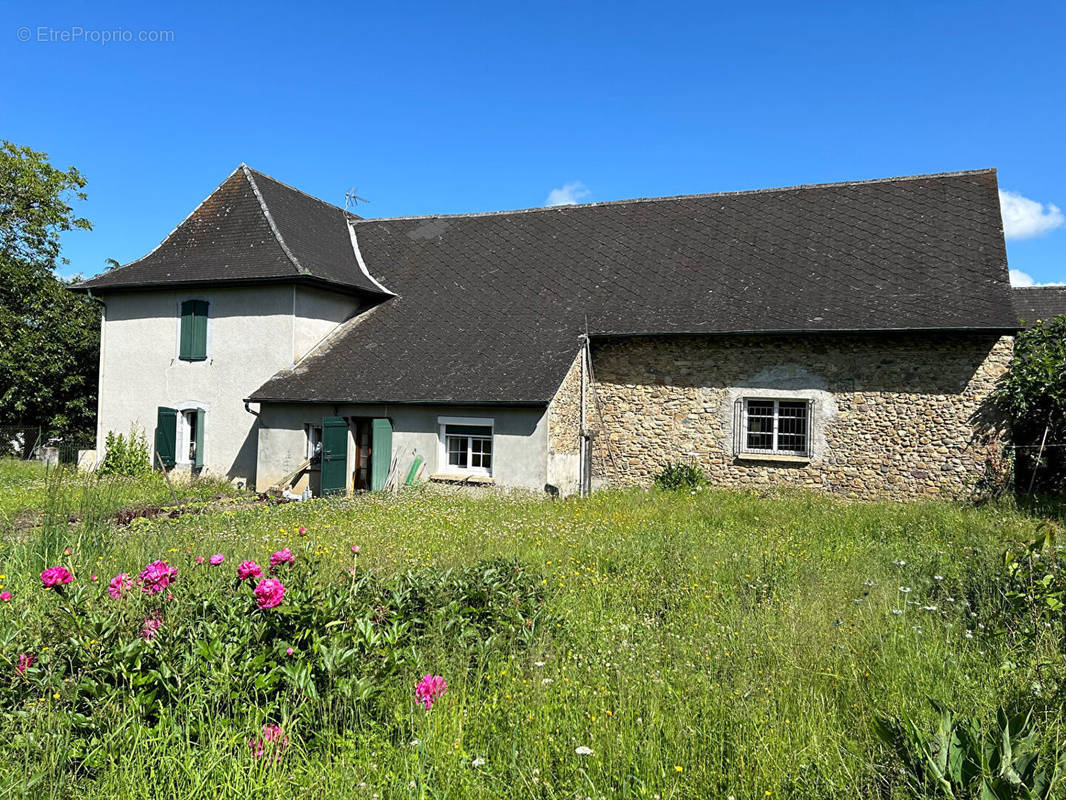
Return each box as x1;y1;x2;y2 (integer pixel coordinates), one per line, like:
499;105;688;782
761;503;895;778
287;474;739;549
344;187;369;211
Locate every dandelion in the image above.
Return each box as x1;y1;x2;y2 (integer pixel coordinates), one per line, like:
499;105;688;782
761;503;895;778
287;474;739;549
138;561;177;594
415;674;447;710
237;561;263;581
209;554;225;566
108;573;131;600
16;653;35;674
40;566;73;588
575;746;593;756
253;578;286;610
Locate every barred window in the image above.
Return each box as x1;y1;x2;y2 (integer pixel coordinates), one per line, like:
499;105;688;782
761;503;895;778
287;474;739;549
741;399;811;457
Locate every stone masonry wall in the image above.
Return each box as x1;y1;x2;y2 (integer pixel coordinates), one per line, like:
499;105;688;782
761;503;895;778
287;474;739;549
547;351;583;456
588;333;1013;499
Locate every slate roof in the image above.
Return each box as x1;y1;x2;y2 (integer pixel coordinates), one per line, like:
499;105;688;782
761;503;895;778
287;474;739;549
73;166;391;297
1013;286;1066;326
249;168;1017;405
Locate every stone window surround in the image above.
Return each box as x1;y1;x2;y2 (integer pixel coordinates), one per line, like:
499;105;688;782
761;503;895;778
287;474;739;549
720;386;839;463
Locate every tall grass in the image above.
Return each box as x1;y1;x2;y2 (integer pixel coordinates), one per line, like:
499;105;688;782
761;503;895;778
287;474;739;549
0;469;1062;799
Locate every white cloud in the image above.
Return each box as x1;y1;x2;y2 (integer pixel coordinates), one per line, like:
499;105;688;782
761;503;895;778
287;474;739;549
999;189;1064;240
545;181;591;207
1010;268;1066;287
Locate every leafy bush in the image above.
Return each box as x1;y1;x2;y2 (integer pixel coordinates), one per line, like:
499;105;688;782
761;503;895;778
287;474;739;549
875;700;1064;799
98;428;152;477
654;461;707;491
998;521;1065;644
1;549;551;774
990;314;1066;494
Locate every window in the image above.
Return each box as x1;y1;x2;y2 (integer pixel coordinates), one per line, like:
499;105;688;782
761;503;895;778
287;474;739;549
438;418;493;476
738;399;810;457
305;424;322;464
155;405;205;469
179;299;209;361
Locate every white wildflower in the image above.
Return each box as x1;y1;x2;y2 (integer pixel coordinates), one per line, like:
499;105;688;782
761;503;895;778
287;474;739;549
575;746;594;756
471;757;486;767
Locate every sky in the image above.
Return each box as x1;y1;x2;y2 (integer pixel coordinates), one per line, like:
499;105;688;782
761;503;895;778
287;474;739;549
2;0;1064;285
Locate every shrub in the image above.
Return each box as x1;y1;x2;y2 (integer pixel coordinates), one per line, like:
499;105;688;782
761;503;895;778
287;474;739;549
98;427;152;477
654;461;707;491
0;550;551;763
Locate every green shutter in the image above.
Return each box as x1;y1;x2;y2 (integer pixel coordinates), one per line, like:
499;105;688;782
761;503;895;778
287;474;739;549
155;407;177;468
179;300;208;361
370;418;392;492
194;408;206;470
321;416;348;495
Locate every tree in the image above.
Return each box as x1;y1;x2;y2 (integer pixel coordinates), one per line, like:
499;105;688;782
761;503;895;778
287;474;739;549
990;315;1066;493
0;141;100;438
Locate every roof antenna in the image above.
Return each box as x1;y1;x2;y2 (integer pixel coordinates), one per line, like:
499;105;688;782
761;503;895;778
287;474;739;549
344;187;369;212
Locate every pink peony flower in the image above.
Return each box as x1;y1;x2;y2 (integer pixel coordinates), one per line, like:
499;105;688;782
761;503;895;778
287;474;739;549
237;560;263;581
41;566;73;588
351;545;361;554
195;556;205;563
138;560;177;594
90;574;98;581
141;614;163;641
297;527;307;535
253;578;285;610
107;573;131;600
285;647;294;655
0;592;10;602
269;548;294;571
209;554;225;566
415;674;448;710
16;653;35;674
248;724;289;762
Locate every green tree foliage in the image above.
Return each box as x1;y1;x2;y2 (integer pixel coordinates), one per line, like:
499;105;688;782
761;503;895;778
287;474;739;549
991;315;1066;493
0;140;100;437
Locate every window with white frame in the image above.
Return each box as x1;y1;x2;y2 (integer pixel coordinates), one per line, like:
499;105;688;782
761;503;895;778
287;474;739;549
740;399;811;457
438;417;493;476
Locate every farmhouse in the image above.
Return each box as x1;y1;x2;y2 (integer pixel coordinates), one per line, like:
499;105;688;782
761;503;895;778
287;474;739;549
75;167;1022;499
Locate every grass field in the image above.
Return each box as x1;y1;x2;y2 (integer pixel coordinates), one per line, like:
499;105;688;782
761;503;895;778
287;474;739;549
0;459;1063;799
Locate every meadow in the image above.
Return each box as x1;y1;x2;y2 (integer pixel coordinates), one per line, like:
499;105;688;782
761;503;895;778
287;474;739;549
0;459;1063;799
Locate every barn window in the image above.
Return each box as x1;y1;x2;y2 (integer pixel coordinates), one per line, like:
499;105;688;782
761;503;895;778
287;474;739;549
737;399;811;457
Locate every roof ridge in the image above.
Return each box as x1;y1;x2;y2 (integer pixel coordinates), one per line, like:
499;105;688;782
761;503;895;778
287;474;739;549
244;166;362;220
242;165;308;277
352;168;999;225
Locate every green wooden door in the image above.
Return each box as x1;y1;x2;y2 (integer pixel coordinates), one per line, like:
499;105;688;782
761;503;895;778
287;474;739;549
193;408;206;470
155;407;177;468
370;418;392;492
321;416;348;495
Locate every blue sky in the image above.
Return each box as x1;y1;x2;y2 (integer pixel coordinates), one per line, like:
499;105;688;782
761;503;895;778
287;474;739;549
2;0;1063;284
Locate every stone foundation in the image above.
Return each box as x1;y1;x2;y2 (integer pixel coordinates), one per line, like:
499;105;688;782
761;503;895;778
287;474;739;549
587;333;1012;499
